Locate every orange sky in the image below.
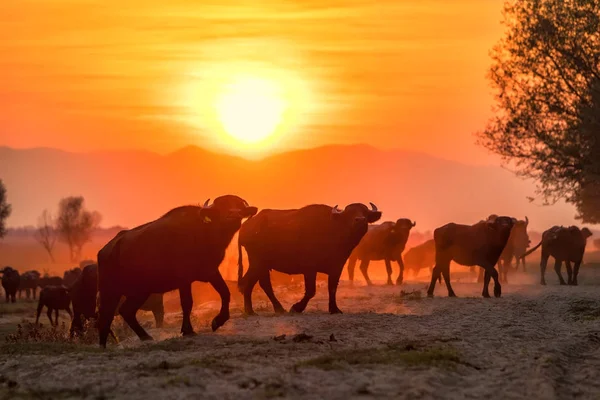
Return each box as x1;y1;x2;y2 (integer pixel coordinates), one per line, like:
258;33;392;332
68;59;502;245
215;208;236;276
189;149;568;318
0;0;505;163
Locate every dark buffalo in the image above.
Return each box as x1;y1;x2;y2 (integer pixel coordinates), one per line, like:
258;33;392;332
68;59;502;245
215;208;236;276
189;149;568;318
36;285;73;326
97;195;257;347
523;225;593;286
238;203;382;315
39;275;64;288
404;239;441;283
477;216;531;284
347;218;416;286
70;264;164;337
1;267;20;303
19;270;41;299
63;267;82;288
427;215;516;298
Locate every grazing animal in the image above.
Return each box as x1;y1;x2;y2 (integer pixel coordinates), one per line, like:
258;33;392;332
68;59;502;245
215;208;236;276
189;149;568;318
96;195;257;348
238;203;382;315
70;264;163;337
39;275;64;288
427;215;516;298
523;226;593;286
347;219;416;285
1;267;20;303
36;285;73;326
404;239;441;283
18;270;41;299
63;267;82;288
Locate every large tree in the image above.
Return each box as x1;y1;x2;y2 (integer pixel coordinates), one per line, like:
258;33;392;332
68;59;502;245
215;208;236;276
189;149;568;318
56;196;101;262
477;0;600;222
35;210;57;263
0;180;11;239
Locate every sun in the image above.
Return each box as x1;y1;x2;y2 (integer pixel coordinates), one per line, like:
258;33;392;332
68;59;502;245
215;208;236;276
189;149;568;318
215;76;286;144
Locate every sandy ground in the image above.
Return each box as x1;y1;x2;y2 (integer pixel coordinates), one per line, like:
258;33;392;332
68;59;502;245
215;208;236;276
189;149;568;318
1;267;600;400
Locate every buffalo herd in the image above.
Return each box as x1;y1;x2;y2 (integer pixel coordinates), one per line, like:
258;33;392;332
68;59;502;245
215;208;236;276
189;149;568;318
1;195;594;348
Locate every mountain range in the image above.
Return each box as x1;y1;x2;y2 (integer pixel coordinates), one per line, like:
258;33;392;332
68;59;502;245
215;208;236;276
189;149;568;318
0;144;580;231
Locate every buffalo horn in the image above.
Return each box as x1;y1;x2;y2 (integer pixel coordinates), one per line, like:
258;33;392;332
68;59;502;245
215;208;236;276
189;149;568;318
332;205;343;214
202;198;211;208
369;202;378;212
412;221;416;227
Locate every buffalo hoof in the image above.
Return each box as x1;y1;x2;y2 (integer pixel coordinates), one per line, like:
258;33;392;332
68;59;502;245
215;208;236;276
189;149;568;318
572;281;579;286
559;281;567;286
482;293;491;298
140;334;154;342
386;280;393;286
244;310;257;317
211;313;230;332
540;281;546;286
290;304;305;314
274;306;286;314
182;330;196;337
395;279;403;286
329;307;343;314
427;292;434;298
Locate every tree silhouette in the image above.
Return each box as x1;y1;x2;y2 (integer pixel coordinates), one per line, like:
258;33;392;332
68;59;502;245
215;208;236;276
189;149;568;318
35;209;57;263
56;196;101;262
477;0;600;222
0;180;11;239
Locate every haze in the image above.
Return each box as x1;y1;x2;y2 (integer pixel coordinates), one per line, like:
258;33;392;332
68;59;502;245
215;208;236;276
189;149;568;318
0;0;581;229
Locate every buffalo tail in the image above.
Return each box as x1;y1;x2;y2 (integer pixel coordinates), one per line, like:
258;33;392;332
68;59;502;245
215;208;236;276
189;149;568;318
522;240;543;257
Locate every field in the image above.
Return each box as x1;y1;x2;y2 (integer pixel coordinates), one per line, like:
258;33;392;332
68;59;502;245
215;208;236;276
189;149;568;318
1;265;600;399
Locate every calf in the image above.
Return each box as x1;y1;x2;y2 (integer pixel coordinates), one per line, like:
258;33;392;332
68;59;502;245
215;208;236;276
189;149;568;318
347;218;416;285
404;239;441;283
36;286;73;326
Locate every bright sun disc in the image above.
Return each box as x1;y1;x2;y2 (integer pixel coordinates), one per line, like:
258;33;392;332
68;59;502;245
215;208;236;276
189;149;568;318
215;76;286;144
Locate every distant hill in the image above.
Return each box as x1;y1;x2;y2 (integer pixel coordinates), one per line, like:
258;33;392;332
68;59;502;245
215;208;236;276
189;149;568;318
0;144;582;232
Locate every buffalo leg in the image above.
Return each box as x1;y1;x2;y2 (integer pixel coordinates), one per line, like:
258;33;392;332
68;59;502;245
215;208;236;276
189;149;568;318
179;284;195;336
540;252;549;285
119;294;153;342
482;269;491;298
522;256;527;273
258;272;285;314
427;264;444;297
241;266;261;315
328;270;343;314
565;261;573;285
395;258;405;285
347;256;357;285
55;309;59;326
554;259;566;285
572;260;582;286
441;264;456;297
152;301;164;329
36;302;44;325
33;287;37;300
209;272;231;332
385;259;394;285
11;292;15;303
359;260;373;286
429;266;442;283
47;308;54;326
291;272;317;313
99;291;124;348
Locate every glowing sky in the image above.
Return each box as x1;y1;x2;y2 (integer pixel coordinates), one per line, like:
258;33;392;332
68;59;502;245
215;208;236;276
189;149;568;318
0;0;505;162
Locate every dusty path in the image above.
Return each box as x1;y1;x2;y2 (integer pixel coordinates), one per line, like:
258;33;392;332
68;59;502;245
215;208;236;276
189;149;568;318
1;272;600;399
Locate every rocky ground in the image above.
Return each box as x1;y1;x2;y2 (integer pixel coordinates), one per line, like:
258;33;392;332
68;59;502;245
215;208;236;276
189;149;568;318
1;267;600;399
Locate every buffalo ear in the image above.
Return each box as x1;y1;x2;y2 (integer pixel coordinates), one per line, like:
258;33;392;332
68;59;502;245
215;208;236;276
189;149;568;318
243;206;258;218
199;207;219;222
367;211;382;223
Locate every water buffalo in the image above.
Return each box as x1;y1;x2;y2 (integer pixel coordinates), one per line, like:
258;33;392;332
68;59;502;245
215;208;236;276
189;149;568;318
97;195;257;347
523;226;593;286
238;203;382;315
36;285;73;326
70;264;164;336
18;270;41;299
63;267;82;288
347;218;416;286
495;217;530;283
404;239;441;283
427;215;516;298
1;267;20;303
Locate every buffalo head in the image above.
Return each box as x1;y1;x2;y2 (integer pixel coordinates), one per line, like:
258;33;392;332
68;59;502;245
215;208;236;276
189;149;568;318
201;195;258;222
485;215;516;245
581;227;593;239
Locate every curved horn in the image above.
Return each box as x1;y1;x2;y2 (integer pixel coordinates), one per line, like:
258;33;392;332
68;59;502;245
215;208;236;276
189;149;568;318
525;216;529;225
412;221;416;227
242;199;249;207
332;205;343;214
202;198;210;208
369;202;378;212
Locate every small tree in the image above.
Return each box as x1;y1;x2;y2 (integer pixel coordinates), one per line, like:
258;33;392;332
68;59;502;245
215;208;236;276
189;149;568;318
35;209;57;263
0;180;11;239
56;196;101;262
